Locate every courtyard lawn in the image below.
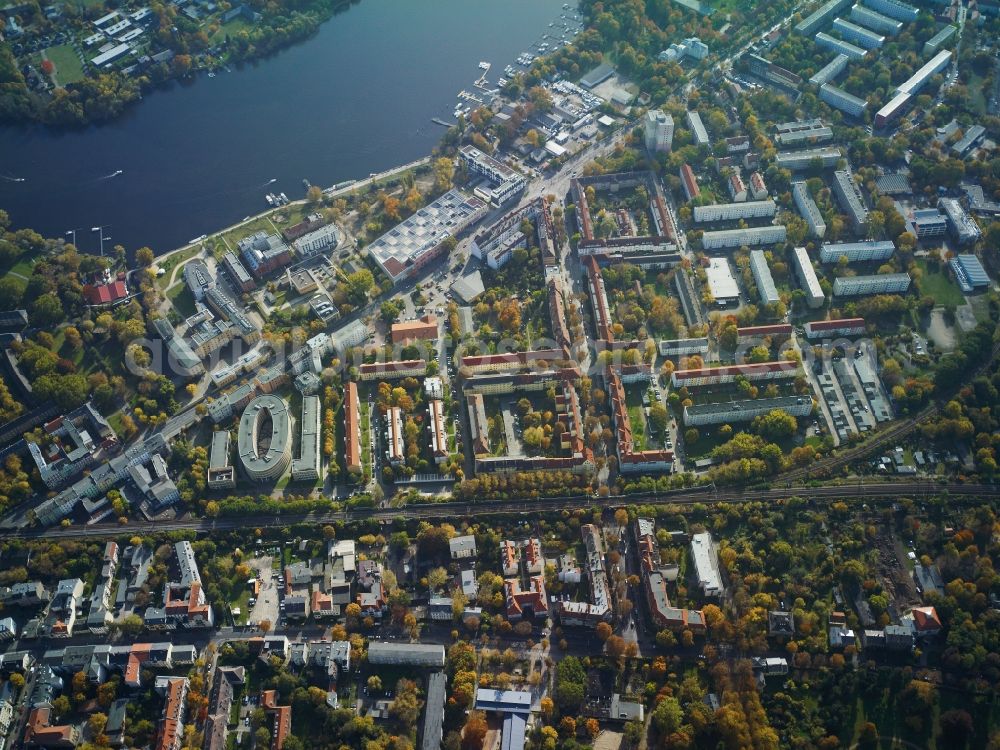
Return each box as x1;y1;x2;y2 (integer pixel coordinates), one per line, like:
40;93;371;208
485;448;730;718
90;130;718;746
915;259;965;308
45;44;86;85
626;404;648;451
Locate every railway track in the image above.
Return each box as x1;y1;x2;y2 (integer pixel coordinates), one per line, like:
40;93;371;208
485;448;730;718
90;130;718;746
7;480;997;542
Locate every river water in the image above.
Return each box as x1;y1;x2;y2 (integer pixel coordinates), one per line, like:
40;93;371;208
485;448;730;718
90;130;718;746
0;0;567;254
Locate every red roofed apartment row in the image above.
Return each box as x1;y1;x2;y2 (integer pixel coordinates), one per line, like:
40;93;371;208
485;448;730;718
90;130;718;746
156;677;188;750
606;367;673;472
736;323;793;339
804;317;866;338
358;360;427;381
671;360;799;387
83;279;128;306
548;278;572;351
680;164;700;201
460;348;568;373
586;256;614;343
343;381;362;473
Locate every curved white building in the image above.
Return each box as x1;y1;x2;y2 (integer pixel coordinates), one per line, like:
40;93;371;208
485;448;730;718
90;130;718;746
237;395;291;481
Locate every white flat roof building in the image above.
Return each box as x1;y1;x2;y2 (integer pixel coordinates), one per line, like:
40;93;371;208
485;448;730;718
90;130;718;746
793;182;827;238
702;225;787;250
290;395;321;481
693;200;776;223
833;273;911;296
686;110;710;146
691;533;723;597
705;258;740;302
810;54;851;87
819;240;894;263
750;249;780;305
792;246;826;308
895;50;951;96
775;147;842;171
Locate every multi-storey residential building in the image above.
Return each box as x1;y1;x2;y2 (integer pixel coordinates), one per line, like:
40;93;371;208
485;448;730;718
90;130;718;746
749;171;768;200
686;110;710;146
831;17;885;49
796;0;852;35
428;398;448;465
644;109;674;152
815;31;868;59
467;393;490;457
750;249;780;305
671;361;799;387
793;181;827;238
895;49;951;96
775;146;842;170
874;90;912;128
820;83;868;117
939;197;982;244
460;349;568;375
865;0;918;22
809;54;850;86
804;317;866;338
658;338;709;356
832;170;870;232
819;240;894;263
792;246;826;308
693;200;775;223
290;395;321;481
924;24;957;56
385;407;404;466
679;164;700;201
293;223;338;257
684;395;813;426
833;273;911;296
911;209;947;238
344;382;362;474
207;430;235;489
728;172;747;202
850;3;902;34
459;145;527;205
701;225;787;250
358;360;427;381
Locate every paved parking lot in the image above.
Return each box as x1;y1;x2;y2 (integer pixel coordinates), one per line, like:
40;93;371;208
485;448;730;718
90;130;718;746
248;556;279;627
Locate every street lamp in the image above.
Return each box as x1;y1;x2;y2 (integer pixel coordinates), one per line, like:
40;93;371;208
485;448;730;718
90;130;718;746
91;225;111;257
65;228;86;248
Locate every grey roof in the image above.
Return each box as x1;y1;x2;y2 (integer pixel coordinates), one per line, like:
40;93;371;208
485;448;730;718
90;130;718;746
420;673;447;750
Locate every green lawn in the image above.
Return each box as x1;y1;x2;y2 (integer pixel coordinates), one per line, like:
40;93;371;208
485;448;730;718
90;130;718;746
166;283;197;318
359;397;373;475
915;259;965;308
212;16;252;44
627;404;648;451
45;44;86;85
156;245;202;289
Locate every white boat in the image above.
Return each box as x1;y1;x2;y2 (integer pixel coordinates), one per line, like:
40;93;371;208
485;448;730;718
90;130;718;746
478;61;490;69
279;193;288;203
265;194;274;206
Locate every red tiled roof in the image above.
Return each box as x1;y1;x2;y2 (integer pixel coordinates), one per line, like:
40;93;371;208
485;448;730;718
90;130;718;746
807;317;865;331
737;323;793;337
672;360;799;381
83;280;128;305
